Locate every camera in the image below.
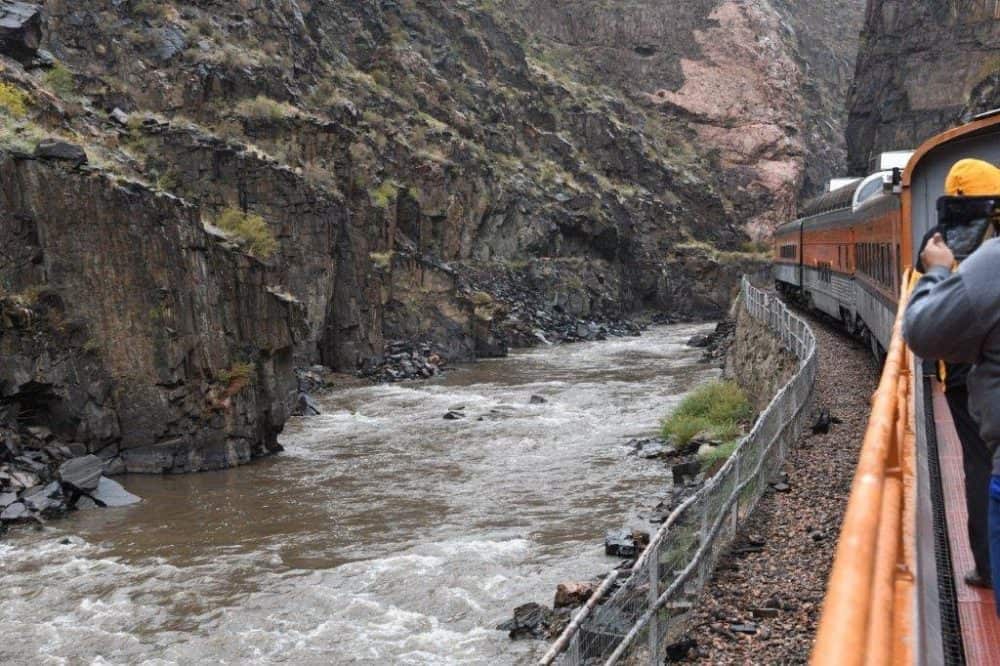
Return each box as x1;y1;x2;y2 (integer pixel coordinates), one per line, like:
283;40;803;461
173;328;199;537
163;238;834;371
935;196;1000;261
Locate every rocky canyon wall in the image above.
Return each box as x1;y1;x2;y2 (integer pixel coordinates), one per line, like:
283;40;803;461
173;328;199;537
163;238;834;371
848;0;1000;174
0;0;862;471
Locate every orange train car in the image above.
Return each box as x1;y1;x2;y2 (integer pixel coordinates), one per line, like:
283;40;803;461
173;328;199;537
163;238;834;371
773;168;905;357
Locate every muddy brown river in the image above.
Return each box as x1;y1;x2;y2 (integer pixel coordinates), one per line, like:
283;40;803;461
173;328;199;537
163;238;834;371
0;324;718;665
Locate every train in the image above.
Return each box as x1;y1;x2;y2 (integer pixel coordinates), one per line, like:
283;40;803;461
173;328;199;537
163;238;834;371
774;111;1000;663
772;112;1000;360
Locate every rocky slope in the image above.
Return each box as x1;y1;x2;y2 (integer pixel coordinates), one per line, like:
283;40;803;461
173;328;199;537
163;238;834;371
847;0;1000;174
0;0;861;473
503;0;865;237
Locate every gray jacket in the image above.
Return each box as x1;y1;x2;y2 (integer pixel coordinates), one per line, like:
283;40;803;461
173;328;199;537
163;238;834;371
904;237;1000;474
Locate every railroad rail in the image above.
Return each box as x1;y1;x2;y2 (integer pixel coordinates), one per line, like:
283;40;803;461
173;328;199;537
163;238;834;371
812;272;917;665
540;277;818;665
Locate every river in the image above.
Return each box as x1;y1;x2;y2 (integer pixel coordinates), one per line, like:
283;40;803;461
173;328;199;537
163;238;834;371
0;323;718;665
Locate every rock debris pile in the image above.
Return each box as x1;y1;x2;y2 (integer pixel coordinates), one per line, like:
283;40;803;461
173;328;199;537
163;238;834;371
0;427;140;534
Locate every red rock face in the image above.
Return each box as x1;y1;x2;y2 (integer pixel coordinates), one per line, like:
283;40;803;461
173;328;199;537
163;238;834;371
646;1;804;238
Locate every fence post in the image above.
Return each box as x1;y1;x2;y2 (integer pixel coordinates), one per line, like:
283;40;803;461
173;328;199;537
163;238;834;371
648;550;660;662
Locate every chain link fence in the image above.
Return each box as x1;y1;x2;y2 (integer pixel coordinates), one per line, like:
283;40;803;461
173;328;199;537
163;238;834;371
542;275;818;666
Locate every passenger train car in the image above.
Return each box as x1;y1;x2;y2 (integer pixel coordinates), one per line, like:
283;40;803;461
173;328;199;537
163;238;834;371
773;161;906;357
776;111;1000;665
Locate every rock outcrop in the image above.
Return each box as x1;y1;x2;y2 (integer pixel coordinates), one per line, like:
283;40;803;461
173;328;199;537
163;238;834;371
847;1;1000;174
0;153;305;473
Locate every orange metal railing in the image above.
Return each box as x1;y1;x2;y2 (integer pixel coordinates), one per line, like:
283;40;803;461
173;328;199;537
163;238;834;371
812;273;917;666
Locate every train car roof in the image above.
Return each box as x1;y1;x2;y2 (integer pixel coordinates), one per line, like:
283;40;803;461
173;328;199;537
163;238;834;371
799;180;861;218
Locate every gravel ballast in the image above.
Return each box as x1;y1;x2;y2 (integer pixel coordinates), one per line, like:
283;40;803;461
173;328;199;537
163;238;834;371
676;310;879;663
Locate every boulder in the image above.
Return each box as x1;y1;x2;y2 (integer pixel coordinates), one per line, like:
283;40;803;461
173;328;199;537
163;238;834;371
529;394;548;404
82;476;140;508
553;581;596;609
671;460;702;485
0;501;26;521
292;392;321;417
34;140;88;166
605;528;638;558
0;491;16;508
687;333;711;348
496;602;562;640
0;2;41;62
58;454;103;492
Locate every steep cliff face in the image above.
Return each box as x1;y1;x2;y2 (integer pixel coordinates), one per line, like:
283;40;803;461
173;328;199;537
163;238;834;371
0;153;305;473
0;0;862;472
847;0;1000;174
503;0;865;237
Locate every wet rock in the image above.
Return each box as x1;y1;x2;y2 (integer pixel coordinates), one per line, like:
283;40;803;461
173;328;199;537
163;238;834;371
0;1;42;62
630;437;668;459
605;529;639;558
553;581;596;609
58;455;103;493
672;460;702;485
22;481;61;513
293;392;321;417
688;333;711;348
34;140;88;167
0;491;16;508
82;476;140;508
529;394;547;404
0;501;27;521
496;602;562;640
443;411;465;420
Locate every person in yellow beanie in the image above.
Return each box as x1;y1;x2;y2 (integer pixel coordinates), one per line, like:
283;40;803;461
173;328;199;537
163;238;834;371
907;158;1000;595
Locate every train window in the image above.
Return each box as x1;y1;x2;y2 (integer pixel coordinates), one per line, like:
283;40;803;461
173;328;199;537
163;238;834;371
779;244;797;259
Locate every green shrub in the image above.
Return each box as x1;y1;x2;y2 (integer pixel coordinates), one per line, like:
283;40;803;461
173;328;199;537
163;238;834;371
0;82;28;118
369;180;398;209
44;63;75;97
661;380;753;447
216;208;278;259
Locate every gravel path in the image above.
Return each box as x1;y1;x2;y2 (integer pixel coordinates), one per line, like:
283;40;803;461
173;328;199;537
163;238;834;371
675;311;879;664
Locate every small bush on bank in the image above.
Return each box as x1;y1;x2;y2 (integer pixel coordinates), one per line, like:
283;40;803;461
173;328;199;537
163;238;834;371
661;380;753;448
216;208;278;259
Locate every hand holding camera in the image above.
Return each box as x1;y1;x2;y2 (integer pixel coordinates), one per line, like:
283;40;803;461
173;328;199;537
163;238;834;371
921;233;956;270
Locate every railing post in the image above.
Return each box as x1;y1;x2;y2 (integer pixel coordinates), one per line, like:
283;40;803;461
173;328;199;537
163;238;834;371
648;549;660;662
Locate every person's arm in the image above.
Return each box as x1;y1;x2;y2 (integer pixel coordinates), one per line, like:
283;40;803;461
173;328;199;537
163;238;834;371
903;266;986;363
